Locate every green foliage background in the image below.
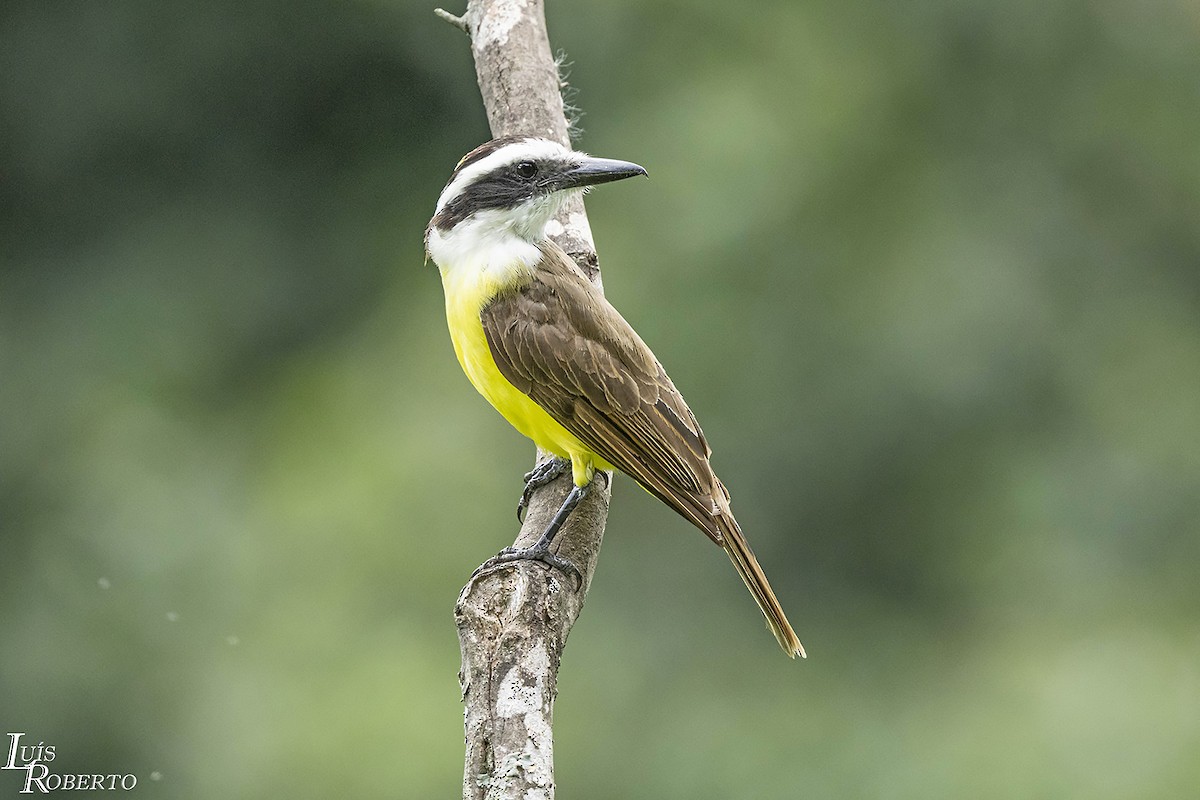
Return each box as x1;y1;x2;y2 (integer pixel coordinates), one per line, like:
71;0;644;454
2;0;1198;797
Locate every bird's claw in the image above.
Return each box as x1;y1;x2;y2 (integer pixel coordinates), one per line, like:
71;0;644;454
516;457;571;522
472;544;582;589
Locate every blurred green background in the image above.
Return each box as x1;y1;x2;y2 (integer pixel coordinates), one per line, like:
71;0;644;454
3;0;1198;797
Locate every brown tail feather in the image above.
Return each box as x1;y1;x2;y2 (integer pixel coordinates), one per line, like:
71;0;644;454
715;513;805;659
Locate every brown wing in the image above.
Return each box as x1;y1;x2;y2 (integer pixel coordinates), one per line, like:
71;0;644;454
480;242;727;545
481;242;806;657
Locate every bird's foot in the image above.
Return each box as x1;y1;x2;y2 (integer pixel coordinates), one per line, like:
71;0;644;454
472;544;582;588
516;457;571;522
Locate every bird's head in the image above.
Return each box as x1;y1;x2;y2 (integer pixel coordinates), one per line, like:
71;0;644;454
426;137;646;265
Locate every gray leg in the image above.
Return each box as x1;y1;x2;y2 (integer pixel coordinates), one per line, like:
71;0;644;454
478;476;594;586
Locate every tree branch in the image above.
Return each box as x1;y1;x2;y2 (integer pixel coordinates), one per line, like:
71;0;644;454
433;7;469;32
443;1;612;798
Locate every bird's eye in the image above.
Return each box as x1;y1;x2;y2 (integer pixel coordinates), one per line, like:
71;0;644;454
515;160;538;179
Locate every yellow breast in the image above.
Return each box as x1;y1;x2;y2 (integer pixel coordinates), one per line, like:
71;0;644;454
440;260;598;472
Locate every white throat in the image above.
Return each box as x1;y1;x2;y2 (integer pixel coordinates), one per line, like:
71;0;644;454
427;191;572;283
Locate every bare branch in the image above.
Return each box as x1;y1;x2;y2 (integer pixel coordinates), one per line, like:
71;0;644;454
433;7;469;32
442;1;613;798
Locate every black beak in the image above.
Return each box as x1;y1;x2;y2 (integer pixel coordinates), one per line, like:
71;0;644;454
559;157;647;190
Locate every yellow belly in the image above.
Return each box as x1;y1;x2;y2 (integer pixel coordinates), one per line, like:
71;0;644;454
443;271;610;486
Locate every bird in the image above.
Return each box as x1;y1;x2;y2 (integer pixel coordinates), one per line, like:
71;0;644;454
425;136;804;658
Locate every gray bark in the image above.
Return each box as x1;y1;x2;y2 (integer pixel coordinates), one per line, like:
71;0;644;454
437;1;613;798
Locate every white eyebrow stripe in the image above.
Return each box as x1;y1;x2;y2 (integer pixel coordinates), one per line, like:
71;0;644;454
435;139;573;213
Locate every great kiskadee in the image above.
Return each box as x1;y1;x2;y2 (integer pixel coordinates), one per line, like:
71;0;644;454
425;136;804;658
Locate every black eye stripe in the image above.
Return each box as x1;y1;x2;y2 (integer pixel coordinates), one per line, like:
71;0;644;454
432;156;571;231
